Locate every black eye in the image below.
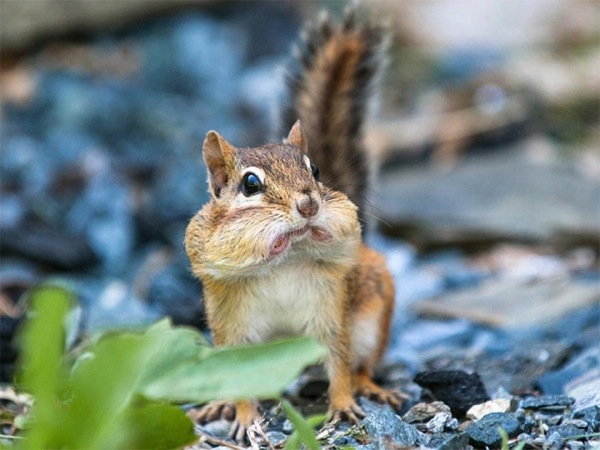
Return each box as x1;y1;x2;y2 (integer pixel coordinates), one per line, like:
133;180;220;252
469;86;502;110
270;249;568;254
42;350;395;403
310;162;320;181
241;172;263;196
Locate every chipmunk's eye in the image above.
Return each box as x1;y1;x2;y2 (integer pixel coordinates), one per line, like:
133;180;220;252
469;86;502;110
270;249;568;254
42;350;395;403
310;162;320;181
241;172;263;196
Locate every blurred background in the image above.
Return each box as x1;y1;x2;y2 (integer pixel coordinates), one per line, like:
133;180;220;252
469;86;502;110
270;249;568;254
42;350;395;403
1;0;598;400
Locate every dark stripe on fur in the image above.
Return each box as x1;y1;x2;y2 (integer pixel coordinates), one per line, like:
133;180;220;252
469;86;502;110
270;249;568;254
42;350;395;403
279;7;387;228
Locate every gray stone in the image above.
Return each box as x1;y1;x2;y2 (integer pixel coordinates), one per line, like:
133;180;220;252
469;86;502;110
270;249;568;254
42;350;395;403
566;367;600;413
376;150;600;248
0;0;214;52
520;395;575;410
415;277;599;330
546;424;583;449
538;348;599;395
567;441;585;450
572;406;600;434
403;401;451;423
465;412;521;448
265;431;287;446
362;406;428;449
431;432;470;450
414;370;489;418
197;419;231;440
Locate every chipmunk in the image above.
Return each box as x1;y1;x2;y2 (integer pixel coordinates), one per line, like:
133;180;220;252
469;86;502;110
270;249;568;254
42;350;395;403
184;8;405;442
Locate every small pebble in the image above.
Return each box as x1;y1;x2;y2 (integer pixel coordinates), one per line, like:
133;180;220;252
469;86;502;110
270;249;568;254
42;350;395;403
199;419;231;439
563;418;588;429
426;411;453;433
520;395;575;410
567;441;585;450
265;431;287;446
465;412;521;447
466;398;511;421
414;370;489;418
549;414;563;425
545;431;565;449
281;419;294;434
403;401;451;423
446;418;459;430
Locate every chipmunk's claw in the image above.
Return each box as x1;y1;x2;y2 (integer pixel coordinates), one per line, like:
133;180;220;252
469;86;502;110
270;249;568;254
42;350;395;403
194;401;236;423
228;420;249;443
358;387;409;411
329;402;366;425
189;400;261;444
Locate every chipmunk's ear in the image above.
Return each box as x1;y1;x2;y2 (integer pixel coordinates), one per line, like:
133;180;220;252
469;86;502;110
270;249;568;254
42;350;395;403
284;120;308;154
203;130;236;198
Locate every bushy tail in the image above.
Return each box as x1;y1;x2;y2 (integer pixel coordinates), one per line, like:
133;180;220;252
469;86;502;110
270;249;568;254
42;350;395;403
279;7;387;223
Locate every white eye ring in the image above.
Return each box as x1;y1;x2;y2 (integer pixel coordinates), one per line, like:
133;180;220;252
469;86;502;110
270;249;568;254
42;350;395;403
303;155;312;170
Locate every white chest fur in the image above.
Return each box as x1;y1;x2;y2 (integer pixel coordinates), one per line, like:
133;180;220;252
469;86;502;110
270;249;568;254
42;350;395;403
234;261;341;344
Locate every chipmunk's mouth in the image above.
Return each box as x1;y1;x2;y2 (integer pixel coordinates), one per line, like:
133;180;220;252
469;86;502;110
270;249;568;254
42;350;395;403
269;226;332;257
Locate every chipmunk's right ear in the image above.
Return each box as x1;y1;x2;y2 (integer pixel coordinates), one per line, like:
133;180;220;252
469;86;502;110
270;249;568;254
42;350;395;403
203;131;236;198
284;120;308;154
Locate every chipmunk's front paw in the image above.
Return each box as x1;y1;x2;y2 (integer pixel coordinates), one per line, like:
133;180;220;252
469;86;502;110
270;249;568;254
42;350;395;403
189;400;261;443
329;402;366;425
228;400;261;442
354;374;410;411
192;400;236;423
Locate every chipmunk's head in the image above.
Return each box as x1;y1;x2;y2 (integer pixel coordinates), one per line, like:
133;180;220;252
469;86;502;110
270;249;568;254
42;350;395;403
185;121;361;279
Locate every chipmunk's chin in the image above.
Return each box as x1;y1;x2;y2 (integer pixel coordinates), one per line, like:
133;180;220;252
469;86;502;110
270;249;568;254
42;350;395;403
269;225;332;257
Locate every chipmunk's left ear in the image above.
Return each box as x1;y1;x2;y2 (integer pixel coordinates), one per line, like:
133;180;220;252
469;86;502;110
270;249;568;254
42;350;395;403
284;120;308;154
203;130;236;198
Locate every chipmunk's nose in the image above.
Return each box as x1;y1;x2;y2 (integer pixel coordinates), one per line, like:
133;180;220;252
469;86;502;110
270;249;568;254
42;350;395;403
296;194;319;218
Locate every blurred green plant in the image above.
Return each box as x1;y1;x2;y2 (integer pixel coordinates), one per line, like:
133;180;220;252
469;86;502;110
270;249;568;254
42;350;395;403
499;427;525;450
10;285;327;449
282;399;327;450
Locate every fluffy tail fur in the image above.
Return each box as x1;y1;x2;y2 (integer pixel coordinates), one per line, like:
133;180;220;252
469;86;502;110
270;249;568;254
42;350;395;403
279;7;387;225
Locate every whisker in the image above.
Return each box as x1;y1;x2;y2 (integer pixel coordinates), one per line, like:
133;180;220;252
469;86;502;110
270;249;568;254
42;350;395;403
322;154;366;187
360;209;393;228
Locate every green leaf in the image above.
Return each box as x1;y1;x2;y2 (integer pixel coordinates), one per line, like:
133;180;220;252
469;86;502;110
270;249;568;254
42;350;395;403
123;403;196;450
60;320;203;449
17;285;73;450
16;288;325;450
282;399;324;450
142;337;327;403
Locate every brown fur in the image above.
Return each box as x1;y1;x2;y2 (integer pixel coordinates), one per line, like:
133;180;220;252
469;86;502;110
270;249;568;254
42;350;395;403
280;8;387;228
184;9;400;443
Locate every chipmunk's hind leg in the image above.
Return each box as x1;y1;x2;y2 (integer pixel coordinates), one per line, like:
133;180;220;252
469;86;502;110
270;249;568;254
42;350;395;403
353;367;409;411
350;245;408;410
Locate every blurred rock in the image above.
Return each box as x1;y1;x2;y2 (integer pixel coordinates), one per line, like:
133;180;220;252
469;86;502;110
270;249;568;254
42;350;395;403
466;399;511;421
520;395;575;411
362;404;428;448
0;1;213;54
377;150;600;250
145;260;205;329
78;278;161;332
139;14;245;104
415;277;599;330
572;406;600;434
403;401;451;424
414;370;490;418
465;412;521;448
428;432;469;450
0;222;97;270
139;158;208;247
537;347;599;396
545;424;582;450
565;368;600;413
66;169;135;274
